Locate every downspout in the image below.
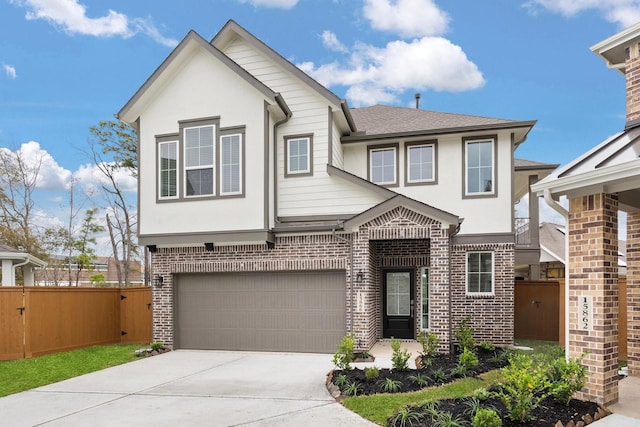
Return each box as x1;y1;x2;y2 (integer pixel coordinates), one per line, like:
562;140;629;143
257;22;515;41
12;258;31;287
448;221;462;354
543;189;569;357
333;227;354;337
272;94;292;228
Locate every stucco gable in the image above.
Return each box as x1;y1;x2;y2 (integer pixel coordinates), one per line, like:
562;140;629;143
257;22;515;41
117;29;290;126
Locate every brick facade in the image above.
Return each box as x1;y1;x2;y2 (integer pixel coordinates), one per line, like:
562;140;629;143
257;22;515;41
627;211;640;375
626;42;640;123
150;206;515;354
568;193;619;406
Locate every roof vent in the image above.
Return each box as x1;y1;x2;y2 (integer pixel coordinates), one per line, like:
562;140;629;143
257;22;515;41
414;93;421;109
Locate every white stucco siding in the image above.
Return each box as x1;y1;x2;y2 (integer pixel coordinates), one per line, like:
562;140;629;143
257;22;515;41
331;119;344;168
341;132;514;235
137;46;270;236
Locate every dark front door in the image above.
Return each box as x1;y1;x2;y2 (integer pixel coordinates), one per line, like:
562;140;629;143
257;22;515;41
383;270;414;339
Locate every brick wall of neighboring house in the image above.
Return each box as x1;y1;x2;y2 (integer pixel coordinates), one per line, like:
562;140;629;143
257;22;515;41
450;242;515;345
568;193;619;406
627;211;640;376
150;207;515;352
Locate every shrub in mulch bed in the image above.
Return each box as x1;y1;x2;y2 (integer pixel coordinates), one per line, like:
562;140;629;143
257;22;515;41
331;346;509;396
134;342;170;358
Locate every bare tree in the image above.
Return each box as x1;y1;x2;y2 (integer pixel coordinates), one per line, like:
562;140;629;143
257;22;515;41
0;146;44;256
88;120;139;286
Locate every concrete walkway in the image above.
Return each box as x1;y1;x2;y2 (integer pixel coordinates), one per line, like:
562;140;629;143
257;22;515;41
0;350;374;427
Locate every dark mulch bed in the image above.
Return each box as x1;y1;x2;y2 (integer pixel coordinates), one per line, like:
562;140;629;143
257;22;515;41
391;394;602;427
331;348;607;426
333;347;508;395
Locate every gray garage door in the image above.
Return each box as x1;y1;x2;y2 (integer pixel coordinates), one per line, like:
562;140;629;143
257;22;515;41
174;271;346;353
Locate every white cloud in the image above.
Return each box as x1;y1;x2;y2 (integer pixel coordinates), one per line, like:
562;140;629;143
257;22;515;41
298;37;484;106
524;0;640;29
11;0;178;47
3;64;17;79
236;0;299;9
363;0;450;38
4;141;73;191
73;162;137;197
321;30;348;53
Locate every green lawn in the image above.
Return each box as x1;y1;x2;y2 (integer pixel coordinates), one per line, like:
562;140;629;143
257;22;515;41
0;343;144;397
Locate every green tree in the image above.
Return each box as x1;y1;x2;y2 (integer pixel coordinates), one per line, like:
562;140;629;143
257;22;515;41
70;208;105;286
88;120;139;286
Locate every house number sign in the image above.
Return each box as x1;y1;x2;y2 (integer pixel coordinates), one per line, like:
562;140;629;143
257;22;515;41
580;295;593;331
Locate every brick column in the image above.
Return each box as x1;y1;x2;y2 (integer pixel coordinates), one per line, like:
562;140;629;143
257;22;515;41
429;227;451;351
568;193;619;406
628;211;640;375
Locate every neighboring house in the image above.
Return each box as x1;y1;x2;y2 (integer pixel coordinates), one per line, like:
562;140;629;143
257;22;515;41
515;222;627;279
37;256;144;287
530;23;640;406
0;243;47;286
117;20;555;353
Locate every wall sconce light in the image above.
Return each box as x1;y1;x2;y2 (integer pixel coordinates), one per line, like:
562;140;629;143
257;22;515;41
155;275;164;288
266;240;275;250
356;270;364;283
204;242;214;251
147;245;157;253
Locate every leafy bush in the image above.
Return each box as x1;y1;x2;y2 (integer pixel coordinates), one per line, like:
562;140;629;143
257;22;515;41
408;372;430;387
433;411;466;427
342;379;362;396
454;316;475;352
458;348;479;371
389;406;422;427
364;366;380;380
472;408;502;427
431;368;448;383
150;341;164;351
495;353;550;422
547;353;589;405
390;337;411;371
333;373;348;386
378;377;403;393
332;334;355;370
479;341;495;352
417;330;440;364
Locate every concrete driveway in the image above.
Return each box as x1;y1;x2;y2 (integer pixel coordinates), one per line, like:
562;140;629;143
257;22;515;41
0;350;375;426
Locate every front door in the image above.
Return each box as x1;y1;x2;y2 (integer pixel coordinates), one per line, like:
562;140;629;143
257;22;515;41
383;270;414;339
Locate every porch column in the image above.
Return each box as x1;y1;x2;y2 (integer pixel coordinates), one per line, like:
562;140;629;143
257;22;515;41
2;259;14;286
429;226;451;351
628;211;640;375
528;175;541;280
23;265;35;286
568;193;619;406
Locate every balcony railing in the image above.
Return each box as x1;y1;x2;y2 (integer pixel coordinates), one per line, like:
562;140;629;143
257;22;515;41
515;217;531;246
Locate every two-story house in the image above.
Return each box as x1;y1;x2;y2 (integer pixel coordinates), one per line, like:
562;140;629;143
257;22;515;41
117;20;553;353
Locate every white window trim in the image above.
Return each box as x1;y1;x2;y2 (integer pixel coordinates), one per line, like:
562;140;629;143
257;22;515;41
220;133;243;196
184;125;215;198
286;137;311;175
369;146;397;185
464;138;495;196
466;251;495;296
420;267;430;331
158;140;179;200
407;143;435;184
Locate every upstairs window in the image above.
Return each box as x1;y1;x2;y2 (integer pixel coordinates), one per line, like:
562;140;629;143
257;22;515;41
369;145;398;186
464;137;495;196
184;125;215;197
406;142;435;185
466;251;494;295
158;140;178;199
220;133;242;195
285;135;313;176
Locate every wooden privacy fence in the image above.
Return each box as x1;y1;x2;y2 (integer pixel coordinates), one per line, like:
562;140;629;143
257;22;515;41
515;279;628;360
0;286;152;361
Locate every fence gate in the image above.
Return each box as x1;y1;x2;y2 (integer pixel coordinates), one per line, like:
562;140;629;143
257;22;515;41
514;280;560;342
0;289;25;360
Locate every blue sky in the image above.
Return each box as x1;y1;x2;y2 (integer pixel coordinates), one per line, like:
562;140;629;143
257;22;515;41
0;0;637;242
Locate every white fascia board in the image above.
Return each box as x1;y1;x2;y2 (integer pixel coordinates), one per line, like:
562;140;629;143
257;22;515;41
530;159;640;197
540;243;564;264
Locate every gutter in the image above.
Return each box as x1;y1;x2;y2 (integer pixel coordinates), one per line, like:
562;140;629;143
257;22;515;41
543;189;570;358
448;222;462;354
12;258;31;287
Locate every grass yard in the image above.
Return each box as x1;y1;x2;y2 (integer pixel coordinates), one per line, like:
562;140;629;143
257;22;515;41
343;370;503;425
0;343;144;397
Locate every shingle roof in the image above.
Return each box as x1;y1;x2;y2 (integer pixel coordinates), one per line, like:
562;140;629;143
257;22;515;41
0;243;19;253
514;158;559;170
350;104;527;135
